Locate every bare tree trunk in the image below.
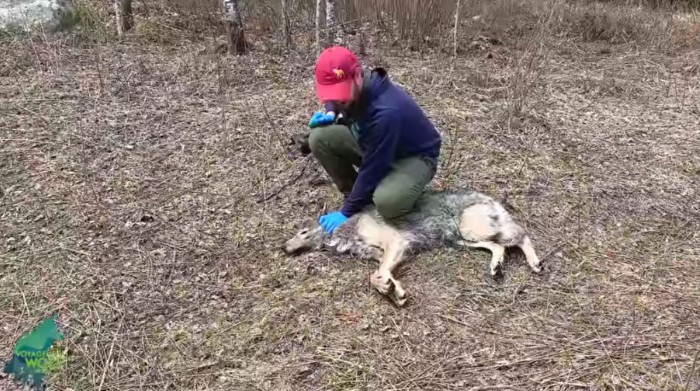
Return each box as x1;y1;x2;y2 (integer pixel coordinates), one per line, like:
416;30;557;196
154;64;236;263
223;0;246;54
114;0;133;36
358;29;366;55
325;0;342;46
114;0;123;36
453;0;461;57
315;0;322;52
122;0;133;31
281;0;293;47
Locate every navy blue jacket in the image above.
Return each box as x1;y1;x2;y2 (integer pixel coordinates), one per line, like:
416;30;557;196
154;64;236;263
325;68;442;217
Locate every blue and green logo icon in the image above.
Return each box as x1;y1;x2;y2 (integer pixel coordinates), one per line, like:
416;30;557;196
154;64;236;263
3;314;67;389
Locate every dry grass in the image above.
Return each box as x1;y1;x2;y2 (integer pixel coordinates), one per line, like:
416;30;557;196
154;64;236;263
2;0;700;390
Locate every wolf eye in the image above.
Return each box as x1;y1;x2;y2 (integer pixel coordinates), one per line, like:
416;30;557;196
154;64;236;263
299;229;308;235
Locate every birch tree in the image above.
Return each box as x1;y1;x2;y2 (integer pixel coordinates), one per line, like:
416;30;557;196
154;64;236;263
453;0;461;56
315;0;322;52
325;0;342;45
223;0;246;54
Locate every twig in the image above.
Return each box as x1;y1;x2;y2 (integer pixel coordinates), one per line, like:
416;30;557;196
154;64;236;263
215;51;228;136
241;98;274;154
390;317;414;356
437;124;457;190
684;349;700;391
468;385;528;391
256;157;310;203
439;314;469;327
571;287;621;381
98;315;123;391
12;278;31;319
260;98;287;155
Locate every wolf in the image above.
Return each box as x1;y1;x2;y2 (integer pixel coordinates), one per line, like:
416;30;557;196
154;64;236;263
282;188;543;306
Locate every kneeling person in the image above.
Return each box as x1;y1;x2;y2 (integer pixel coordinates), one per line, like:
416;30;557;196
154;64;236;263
309;46;442;234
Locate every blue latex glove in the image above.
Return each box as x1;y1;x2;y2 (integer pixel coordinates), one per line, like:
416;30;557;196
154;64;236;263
308;111;336;128
319;211;348;234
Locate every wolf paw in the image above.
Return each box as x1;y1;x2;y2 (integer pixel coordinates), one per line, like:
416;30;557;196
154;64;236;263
485;262;504;283
528;257;543;273
370;270;395;294
370;270;407;307
491;265;504;281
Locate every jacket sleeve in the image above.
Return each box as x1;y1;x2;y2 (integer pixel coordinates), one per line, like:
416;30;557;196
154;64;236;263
340;109;400;217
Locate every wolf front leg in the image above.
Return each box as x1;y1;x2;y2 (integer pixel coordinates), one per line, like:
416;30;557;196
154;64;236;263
356;215;409;307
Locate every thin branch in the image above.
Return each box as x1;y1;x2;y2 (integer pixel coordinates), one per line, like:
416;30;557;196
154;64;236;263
256;157;310;203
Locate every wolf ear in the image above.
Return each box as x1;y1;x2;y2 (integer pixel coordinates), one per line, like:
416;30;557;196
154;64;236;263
300;218;319;230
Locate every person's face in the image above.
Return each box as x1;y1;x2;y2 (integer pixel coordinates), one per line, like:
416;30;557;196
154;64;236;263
334;72;362;110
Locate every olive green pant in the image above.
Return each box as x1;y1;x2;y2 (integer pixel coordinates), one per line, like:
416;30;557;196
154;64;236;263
309;124;436;220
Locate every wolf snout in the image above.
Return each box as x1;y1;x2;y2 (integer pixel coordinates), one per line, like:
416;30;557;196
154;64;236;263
281;241;302;255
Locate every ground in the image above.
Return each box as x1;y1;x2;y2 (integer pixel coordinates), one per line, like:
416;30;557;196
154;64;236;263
1;5;700;390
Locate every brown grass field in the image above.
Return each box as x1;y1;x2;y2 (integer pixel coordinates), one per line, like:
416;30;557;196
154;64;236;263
1;0;700;389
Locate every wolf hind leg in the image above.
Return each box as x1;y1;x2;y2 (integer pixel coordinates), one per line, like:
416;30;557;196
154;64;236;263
517;235;542;273
370;243;408;306
462;241;506;278
457;203;512;278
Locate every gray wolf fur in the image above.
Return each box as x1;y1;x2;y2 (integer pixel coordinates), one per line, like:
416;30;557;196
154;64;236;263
283;188;542;306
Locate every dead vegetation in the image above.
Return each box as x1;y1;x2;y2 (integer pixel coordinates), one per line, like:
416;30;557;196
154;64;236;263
1;0;700;390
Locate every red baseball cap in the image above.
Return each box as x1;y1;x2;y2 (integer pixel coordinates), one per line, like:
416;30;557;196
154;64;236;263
314;46;360;103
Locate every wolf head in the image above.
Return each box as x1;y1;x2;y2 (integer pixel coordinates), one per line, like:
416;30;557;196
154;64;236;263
282;218;326;254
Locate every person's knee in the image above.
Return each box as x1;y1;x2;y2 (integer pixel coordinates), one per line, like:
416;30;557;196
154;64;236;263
373;189;414;220
308;125;349;155
308;127;325;155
